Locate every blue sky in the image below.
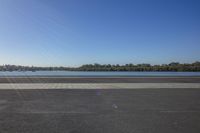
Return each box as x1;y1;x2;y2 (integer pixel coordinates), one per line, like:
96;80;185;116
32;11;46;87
0;0;199;66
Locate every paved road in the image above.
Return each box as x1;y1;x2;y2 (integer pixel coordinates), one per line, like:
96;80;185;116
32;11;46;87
0;77;200;83
0;88;200;133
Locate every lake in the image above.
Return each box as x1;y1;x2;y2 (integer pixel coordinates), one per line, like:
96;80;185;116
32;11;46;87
0;71;200;77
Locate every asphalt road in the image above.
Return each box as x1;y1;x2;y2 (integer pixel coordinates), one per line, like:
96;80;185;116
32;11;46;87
0;88;200;133
0;77;200;83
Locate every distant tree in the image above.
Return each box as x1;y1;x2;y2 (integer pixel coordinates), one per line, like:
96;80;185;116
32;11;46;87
169;62;180;66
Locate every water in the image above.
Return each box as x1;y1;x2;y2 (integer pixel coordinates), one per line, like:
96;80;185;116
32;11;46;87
0;71;200;77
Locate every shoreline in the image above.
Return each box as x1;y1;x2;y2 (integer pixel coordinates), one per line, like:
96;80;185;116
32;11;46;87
0;77;199;83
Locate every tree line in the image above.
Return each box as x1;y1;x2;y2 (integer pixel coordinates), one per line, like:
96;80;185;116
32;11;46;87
0;61;200;72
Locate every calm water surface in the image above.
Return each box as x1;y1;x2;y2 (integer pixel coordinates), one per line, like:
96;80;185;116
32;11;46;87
0;71;200;77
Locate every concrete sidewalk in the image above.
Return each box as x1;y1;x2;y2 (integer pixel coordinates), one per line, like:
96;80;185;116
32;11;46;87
0;83;200;89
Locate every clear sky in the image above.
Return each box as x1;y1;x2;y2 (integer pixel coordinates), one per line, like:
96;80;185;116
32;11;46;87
0;0;199;66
